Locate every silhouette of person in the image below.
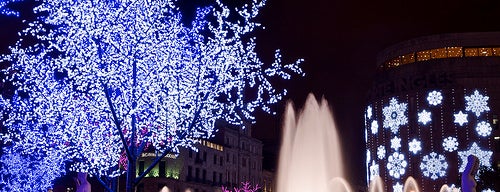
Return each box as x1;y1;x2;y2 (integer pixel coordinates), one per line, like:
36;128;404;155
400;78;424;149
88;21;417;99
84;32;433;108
461;155;479;192
73;172;91;192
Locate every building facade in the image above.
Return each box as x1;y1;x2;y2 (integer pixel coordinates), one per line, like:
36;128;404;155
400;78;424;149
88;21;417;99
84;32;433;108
261;170;275;192
136;121;265;192
365;32;500;192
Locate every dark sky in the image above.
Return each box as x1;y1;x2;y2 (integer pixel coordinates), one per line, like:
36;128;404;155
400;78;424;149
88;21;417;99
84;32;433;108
252;0;500;187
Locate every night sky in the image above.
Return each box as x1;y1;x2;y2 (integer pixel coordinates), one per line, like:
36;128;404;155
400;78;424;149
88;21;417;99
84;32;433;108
252;0;500;187
2;0;500;188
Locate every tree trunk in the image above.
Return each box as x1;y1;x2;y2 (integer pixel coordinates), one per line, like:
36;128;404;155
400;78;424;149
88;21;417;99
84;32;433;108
126;115;137;192
127;112;137;192
126;159;136;192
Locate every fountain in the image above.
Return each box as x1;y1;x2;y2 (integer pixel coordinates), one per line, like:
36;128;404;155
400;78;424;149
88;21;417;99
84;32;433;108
159;186;170;192
402;177;420;192
369;176;385;192
276;94;351;192
276;94;431;192
439;185;460;192
368;176;426;192
275;94;474;192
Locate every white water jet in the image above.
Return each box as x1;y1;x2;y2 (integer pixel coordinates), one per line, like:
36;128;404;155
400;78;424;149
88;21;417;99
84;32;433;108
276;94;351;192
368;176;385;192
439;184;460;192
160;186;170;192
276;94;431;192
403;177;420;192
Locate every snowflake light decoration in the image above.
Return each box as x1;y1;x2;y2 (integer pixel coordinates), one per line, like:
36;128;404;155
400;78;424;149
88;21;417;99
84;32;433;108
482;189;495;192
465;90;490;117
418;110;432;125
382;98;408;134
453;111;468;126
408;138;422;154
369;160;379;181
387;152;407;179
458;142;493;172
442;137;458;152
420;152;448;180
366;105;373;119
427;90;443;106
371;120;379;135
391;136;402;151
377;145;386;160
393;182;403;192
476;121;492;137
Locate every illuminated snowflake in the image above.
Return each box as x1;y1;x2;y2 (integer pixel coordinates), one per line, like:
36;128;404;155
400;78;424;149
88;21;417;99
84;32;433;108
453;111;468;126
427;90;443;106
391;136;402;151
465;90;490;117
371;120;378;134
442;137;458;152
420;152;448;180
408;139;422;154
476;121;492;137
382;98;408;134
393;182;403;192
387;152;407;179
458;142;493;172
377;145;386;160
418;110;432;125
369;160;379;181
366;105;373;119
482;189;495;192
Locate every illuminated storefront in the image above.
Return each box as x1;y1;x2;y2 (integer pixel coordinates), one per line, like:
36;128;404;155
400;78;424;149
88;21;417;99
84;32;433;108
366;32;500;192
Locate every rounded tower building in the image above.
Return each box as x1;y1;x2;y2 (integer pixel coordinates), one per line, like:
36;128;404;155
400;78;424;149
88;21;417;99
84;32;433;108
365;32;500;192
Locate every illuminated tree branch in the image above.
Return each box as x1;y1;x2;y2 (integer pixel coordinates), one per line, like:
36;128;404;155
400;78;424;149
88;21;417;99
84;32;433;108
0;0;303;191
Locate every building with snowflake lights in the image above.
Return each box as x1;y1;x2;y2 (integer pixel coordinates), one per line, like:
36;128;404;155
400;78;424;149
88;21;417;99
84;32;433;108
366;32;500;192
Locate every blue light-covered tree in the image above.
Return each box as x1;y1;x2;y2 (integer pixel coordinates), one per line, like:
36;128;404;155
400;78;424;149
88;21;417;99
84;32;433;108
0;0;22;16
0;149;66;192
0;0;303;191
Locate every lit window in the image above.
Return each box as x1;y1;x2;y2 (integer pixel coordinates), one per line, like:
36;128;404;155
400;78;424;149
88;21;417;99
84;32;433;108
431;48;447;59
446;47;462;57
478;48;492;56
401;53;415;64
492;48;500;56
386;57;401;68
417;50;431;61
464;48;478;57
382;46;500;70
